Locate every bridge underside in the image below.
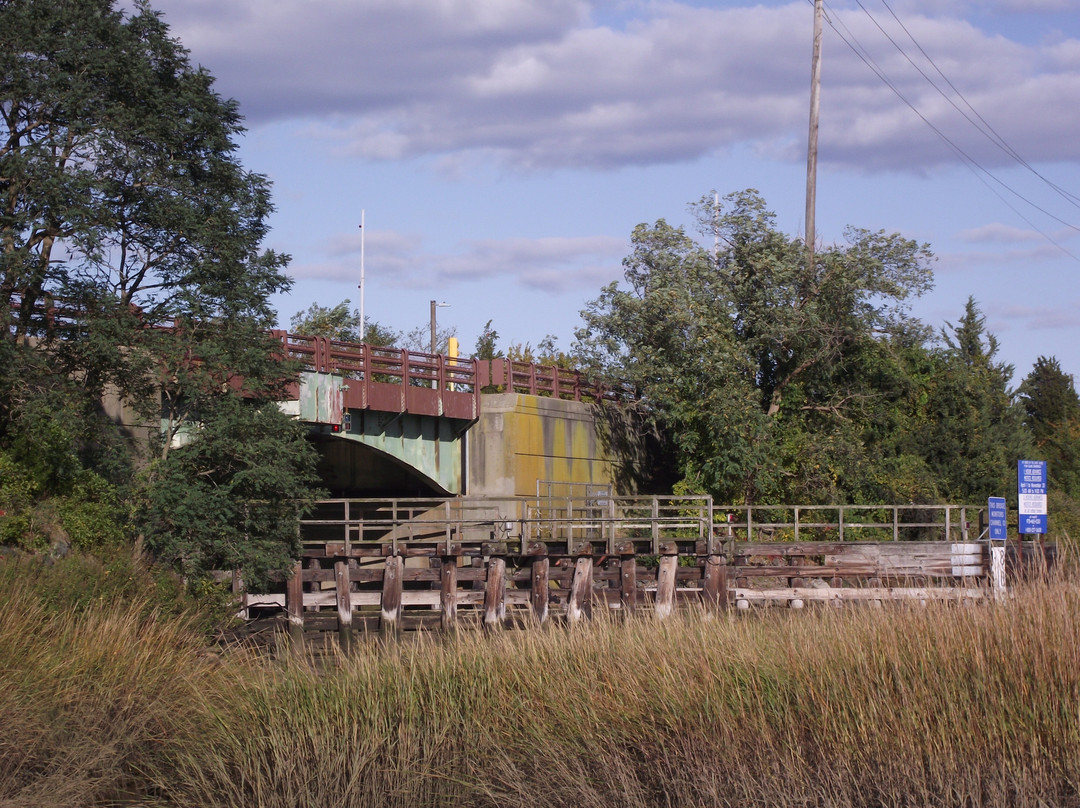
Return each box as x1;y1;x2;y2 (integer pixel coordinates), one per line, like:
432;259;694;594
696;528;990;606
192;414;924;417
309;410;470;497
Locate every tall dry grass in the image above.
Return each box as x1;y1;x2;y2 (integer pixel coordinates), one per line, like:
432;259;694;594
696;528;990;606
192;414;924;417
3;560;1080;807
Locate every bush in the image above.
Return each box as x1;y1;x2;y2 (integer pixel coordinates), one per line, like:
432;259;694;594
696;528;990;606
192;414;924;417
0;451;43;550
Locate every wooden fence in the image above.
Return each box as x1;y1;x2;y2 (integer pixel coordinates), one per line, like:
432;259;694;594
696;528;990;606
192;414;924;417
228;497;1053;645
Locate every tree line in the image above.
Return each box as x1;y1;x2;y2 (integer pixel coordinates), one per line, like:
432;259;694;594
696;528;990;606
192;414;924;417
571;190;1080;526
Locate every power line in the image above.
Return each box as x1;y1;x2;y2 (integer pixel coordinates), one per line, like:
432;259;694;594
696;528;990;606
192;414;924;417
815;0;1080;259
872;0;1080;211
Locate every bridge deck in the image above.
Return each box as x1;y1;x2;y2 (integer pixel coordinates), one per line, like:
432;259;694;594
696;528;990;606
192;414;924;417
274;332;631;420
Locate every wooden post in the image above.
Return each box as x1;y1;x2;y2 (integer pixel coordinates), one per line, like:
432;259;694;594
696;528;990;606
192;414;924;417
335;559;352;652
304;557;321;611
382;555;403;635
655;555;677;620
484;557;506;629
567;556;593;624
440;557;457;632
531;557;549;624
232;570;247;620
620;555;637;616
703;555;728;612
286;559;304;649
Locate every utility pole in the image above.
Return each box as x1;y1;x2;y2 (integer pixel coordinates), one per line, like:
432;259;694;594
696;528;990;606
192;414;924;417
358;209;365;341
430;300;449;355
805;0;824;266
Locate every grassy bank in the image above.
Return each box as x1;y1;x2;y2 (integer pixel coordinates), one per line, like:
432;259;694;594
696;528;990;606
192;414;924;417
2;555;1079;808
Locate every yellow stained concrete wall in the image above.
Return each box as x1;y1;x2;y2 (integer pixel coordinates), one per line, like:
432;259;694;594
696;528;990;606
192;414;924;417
468;393;617;498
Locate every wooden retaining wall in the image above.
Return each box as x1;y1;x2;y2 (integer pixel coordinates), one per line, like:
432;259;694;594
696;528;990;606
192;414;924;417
232;497;1052;643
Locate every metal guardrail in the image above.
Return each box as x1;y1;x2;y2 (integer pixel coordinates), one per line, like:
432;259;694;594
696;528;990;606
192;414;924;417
300;497;983;557
712;504;979;547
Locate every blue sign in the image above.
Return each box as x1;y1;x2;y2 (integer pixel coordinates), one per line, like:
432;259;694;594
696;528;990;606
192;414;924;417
988;496;1007;541
1017;460;1048;535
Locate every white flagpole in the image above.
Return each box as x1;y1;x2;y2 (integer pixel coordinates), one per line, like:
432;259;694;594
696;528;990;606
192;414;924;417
358;209;365;340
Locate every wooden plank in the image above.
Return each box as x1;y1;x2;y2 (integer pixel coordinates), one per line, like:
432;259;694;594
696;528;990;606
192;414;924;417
440;559;457;631
531;557;550;624
381;555;403;634
567;556;593;624
702;555;727;611
484;557;506;629
620;555;637;614
286;559;304;649
244;593;285;609
400;591;441;607
335;560;352;652
734;586;985;602
655;555;677;620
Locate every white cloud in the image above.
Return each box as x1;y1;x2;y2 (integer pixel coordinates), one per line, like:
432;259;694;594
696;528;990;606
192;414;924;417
149;0;1080;174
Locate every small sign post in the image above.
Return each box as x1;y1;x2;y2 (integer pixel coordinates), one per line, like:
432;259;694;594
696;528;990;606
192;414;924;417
987;496;1007;594
987;496;1007;541
1017;460;1048;535
1018;460;1048;574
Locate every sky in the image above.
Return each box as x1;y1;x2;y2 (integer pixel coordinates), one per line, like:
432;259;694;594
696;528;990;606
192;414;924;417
140;0;1080;384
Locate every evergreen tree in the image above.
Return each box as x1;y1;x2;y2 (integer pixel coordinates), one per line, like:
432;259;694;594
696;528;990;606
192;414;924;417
1019;356;1080;497
919;298;1031;502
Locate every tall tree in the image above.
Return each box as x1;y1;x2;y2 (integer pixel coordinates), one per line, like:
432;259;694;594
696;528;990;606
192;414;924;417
1;0;321;579
576;190;936;504
1019;355;1080;497
918;298;1031;502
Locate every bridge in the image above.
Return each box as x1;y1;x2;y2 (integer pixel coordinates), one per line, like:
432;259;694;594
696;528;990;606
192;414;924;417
272;332;637;498
216;334;1051;638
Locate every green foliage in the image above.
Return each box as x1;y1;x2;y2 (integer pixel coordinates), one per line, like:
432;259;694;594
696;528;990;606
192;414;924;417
136;398;324;589
57;471;127;551
1019;355;1080;498
576;190;936;505
290;299;400;346
1;0;325;588
919;298;1031;502
507;334;577;369
472;319;503;360
0;451;40;549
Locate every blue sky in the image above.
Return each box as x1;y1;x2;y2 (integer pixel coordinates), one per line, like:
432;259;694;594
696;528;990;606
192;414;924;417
145;0;1080;383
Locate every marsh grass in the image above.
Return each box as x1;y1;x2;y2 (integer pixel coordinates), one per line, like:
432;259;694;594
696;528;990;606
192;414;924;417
3;557;1080;807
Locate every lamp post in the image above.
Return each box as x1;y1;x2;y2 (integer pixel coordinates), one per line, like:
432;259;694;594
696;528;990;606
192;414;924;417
430;300;450;355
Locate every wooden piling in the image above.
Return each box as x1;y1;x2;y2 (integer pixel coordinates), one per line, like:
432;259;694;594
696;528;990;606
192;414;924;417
484;557;506;629
382;555;403;635
335;559;352;652
620;555;637;615
567;556;593;624
440;557;458;631
531;557;549;624
286;560;304;648
702;554;727;611
655;555;677;620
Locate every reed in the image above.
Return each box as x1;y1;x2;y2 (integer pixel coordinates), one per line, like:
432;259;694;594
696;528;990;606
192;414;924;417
3;559;1079;807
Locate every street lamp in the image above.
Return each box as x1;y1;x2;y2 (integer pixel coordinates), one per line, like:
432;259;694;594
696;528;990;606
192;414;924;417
430;300;450;355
